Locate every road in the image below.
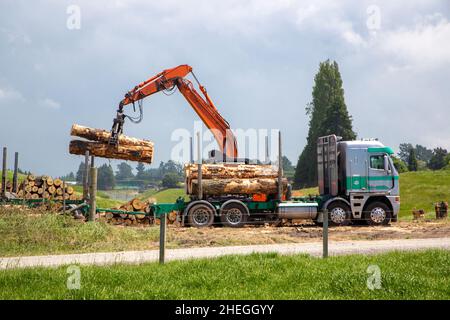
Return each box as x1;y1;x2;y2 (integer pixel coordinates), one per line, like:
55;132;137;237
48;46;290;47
1;237;449;270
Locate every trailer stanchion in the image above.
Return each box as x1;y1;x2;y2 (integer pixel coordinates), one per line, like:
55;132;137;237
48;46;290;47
12;152;19;193
323;208;328;258
62;180;66;214
88;167;97;222
277;131;283;201
1;147;7;199
189;136;193;163
197;132;203;200
159;213;167;264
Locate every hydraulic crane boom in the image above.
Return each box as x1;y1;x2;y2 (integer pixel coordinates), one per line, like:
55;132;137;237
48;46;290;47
110;65;238;159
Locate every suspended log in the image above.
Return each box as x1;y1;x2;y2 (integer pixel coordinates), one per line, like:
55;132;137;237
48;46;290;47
184;163;279;180
69;140;153;164
189;178;288;196
70;124;154;148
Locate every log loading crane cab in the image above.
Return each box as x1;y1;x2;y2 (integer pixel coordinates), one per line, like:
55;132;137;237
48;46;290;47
109;64;238;162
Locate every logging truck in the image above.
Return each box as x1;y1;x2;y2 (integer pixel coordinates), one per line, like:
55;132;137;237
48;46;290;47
69;65;400;227
142;134;400;227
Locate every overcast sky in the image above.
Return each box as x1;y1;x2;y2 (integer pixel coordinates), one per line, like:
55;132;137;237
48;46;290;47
0;0;449;176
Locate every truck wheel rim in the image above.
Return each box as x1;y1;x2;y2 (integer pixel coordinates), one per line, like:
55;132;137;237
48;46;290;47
226;208;242;225
370;207;386;224
330;207;346;224
193;208;210;225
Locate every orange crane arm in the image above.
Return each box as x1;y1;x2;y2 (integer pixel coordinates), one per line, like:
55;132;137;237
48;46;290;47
112;65;238;159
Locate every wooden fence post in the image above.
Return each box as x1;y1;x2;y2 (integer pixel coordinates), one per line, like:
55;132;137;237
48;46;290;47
88;167;97;222
12;152;19;193
159;213;167;264
323;208;328;258
1;147;7;199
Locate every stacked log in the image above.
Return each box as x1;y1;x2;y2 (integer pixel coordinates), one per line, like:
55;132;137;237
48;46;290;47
69;124;154;163
107;197;179;226
184;163;288;196
13;175;79;200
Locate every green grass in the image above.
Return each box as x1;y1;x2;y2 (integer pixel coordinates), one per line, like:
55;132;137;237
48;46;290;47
139;188;187;203
0;170;27;183
0;250;448;299
0;209;159;257
398;170;450;218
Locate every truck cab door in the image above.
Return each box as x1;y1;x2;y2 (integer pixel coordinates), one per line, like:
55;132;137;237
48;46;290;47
368;153;393;191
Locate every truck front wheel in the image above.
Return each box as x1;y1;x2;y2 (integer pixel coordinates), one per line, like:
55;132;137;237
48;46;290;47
327;202;351;226
187;202;215;228
364;202;391;226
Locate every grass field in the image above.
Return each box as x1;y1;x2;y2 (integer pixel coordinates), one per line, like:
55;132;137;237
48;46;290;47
0;250;448;299
0;170;27;183
398;170;450;218
139;188;187;203
0;209;160;256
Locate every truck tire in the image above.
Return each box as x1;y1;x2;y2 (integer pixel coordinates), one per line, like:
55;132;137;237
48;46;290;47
187;201;215;228
364;202;391;226
220;201;248;228
327;202;351;226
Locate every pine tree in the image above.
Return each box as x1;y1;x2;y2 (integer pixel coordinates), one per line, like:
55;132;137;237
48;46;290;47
98;164;116;190
76;162;85;184
407;148;418;171
294;60;356;188
136;162;146;180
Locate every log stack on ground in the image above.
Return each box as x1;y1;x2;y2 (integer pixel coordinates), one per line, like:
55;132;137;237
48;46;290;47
184;163;288;196
9;174;79;200
69;124;154;163
108;197;154;226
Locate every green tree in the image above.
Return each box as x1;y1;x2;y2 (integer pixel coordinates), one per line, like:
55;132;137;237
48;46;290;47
162;172;180;188
407;148;418;171
136;163;146;180
391;156;408;173
115;162;134;181
98;164;116;190
282;156;294;171
415;145;433;162
398;143;413;163
76;162;85;184
428;147;448;170
294;60;356;188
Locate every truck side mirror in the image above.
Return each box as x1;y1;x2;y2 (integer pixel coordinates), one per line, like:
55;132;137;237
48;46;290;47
384;155;391;174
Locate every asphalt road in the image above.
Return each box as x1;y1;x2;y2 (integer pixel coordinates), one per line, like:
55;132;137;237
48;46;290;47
1;237;449;270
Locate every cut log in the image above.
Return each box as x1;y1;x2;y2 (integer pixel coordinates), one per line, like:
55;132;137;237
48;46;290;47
184;163;279;179
66;186;74;195
46;177;54;186
53;178;62;187
71;124;154;148
48;185;56;194
189;178;288;196
69;140;153;164
131;198;145;211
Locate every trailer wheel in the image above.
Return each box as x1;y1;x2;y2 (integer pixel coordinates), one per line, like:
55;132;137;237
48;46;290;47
327;202;351;226
187;201;215;228
364;202;391;226
220;201;248;228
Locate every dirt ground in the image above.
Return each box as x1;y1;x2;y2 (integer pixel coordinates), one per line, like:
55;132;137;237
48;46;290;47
160;219;450;249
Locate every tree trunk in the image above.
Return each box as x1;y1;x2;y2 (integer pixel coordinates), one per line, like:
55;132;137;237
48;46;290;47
69;140;153;164
189;178;288;196
71;124;154;148
184;163;279;179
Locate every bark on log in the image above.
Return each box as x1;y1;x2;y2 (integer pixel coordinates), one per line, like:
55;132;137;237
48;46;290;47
69;140;153;164
71;124;154;148
189;178;288;196
184;163;279;179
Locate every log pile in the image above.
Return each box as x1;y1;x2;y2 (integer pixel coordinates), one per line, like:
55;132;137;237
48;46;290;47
69;124;154;163
106;197;179;226
14;175;79;200
184;163;288;196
